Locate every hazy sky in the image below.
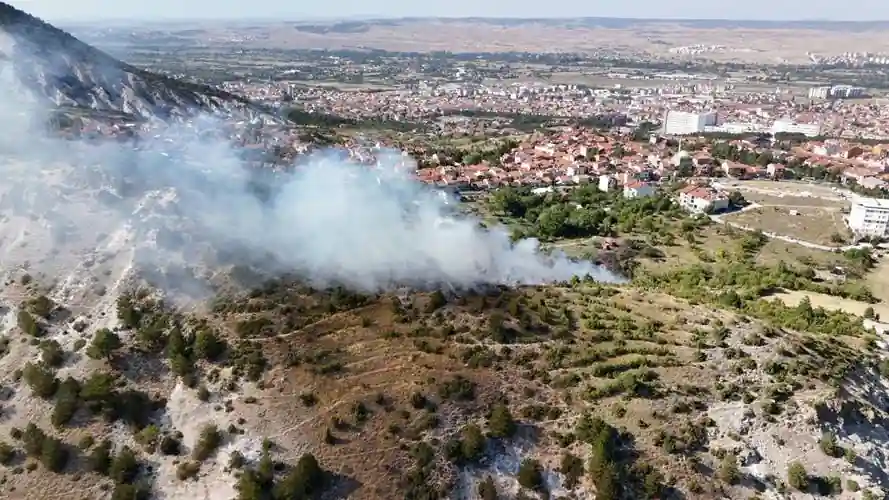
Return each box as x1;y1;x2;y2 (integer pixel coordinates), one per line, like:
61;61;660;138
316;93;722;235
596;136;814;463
11;0;889;22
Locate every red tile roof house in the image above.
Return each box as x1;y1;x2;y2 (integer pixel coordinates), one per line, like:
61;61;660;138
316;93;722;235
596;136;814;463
678;185;730;214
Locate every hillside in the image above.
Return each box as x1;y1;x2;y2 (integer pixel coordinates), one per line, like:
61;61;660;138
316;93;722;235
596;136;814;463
0;250;888;499
0;2;269;121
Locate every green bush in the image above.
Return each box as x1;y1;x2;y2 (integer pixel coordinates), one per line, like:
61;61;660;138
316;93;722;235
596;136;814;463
560;452;584;489
0;441;15;465
788;461;808;491
21;423;47;457
717;453;739;484
39;340;65;367
159;434;182;456
39;436;68;472
488;404;517;439
110;446;140;483
110;483;150;500
87;328;122;360
193;424;222;461
478;475;499;500
22;362;58;399
819;432;841;458
17;310;41;336
27;295;54;318
460;424;485;462
272;453;326;499
88;439;112;475
51;377;81;427
176;461;201;481
517;458;544;491
194;329;226;361
136;425;160;451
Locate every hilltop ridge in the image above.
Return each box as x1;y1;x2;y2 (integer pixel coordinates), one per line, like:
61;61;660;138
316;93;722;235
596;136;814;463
0;1;271;121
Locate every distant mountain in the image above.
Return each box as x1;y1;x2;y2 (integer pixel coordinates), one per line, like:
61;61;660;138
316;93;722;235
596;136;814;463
0;2;272;121
294;16;889;33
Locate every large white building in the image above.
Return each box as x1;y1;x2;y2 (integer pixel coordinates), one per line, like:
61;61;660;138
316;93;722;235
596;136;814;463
807;84;864;100
771;119;822;137
848;197;889;238
808;86;831;99
830;85;865;99
663;111;717;135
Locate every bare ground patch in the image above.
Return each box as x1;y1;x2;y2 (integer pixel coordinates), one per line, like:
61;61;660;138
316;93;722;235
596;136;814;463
722;205;849;246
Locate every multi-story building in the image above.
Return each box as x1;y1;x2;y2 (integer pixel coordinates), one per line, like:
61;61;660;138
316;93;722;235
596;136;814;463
848;197;889;238
662;111;717;135
677;185;730;214
830;85;865;99
771;120;822;137
598;174;617;192
808;86;831;99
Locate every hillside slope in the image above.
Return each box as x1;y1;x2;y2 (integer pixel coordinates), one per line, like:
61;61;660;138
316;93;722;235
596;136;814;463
0;2;270;121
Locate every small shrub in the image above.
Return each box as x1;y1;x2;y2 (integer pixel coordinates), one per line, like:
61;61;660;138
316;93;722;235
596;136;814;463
193;424;222;461
176;461;201;481
299;392;318;407
819;432;840;458
39;340;65;367
460;424;485;463
787;461;808;491
136;425;160;451
110;446;139;483
87;328;122;360
39;436;68;472
229;450;245;469
488;404;517;439
0;441;15;465
88;440;112;475
159;435;181;456
718;453;739;484
517;458;544;492
22;362;58;399
560;452;584;489
478;475;499;500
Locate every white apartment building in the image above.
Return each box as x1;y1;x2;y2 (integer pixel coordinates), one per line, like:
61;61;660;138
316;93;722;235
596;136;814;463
848;197;889;238
771;119;822;137
678;185;729;214
598;174;617;192
830;85;865;99
808;86;831;99
662;110;717;135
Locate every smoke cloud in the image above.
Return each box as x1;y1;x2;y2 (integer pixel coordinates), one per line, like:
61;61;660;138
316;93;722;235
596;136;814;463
0;59;622;299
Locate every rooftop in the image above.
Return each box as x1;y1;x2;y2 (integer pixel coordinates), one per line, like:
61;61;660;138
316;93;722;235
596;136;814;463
852;196;889;209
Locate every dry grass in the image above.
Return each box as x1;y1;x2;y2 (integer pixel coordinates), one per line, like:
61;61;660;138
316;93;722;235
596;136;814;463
635;223;846;272
739;192;845;208
866;257;889;304
771;289;888;319
722;205;848;246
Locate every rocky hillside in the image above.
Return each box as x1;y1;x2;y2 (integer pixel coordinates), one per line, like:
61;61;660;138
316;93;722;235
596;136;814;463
0;2;270;121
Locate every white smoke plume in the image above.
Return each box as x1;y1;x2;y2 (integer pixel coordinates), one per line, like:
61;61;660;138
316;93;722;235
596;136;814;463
0;65;622;297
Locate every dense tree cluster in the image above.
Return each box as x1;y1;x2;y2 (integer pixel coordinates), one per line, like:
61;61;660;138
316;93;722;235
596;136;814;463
489;185;679;241
236;452;328;500
575;414;665;499
116;291;229;383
